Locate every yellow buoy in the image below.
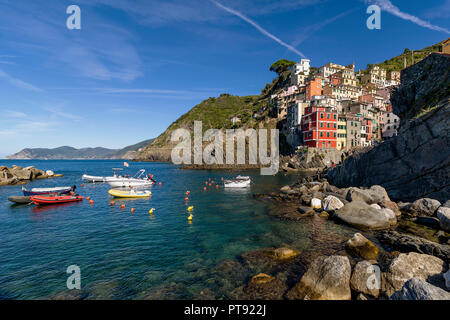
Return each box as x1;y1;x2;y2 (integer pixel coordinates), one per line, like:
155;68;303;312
187;206;194;211
149;208;154;214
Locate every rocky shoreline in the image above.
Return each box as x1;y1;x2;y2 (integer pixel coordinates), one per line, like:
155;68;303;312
0;165;55;186
247;176;450;300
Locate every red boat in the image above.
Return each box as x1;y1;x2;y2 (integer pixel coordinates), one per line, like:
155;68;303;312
30;195;84;205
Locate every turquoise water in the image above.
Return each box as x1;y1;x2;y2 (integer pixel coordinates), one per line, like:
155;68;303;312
0;160;356;299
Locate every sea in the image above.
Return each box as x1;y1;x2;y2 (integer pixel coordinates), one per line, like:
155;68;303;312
0;160;358;299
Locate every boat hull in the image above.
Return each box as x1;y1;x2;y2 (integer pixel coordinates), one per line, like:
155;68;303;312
82;174;106;183
108;180;154;188
108;189;151;198
224;180;251;188
8;196;32;204
30;195;84;205
23;187;72;196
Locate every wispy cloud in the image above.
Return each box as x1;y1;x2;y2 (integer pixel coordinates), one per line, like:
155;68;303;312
5;110;27;118
365;0;450;34
41;106;82;121
211;0;306;58
0;68;42;92
291;9;357;47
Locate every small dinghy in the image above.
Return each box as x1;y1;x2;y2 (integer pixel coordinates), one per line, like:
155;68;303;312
82;174;106;183
108;189;151;198
22;186;73;196
8;196;32;204
30;195;84;205
224;176;251;188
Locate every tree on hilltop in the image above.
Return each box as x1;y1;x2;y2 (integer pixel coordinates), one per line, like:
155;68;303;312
270;59;296;75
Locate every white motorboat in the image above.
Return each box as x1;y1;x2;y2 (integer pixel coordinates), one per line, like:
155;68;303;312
223;176;251;188
107;169;155;188
82;174;106;183
82;168;124;183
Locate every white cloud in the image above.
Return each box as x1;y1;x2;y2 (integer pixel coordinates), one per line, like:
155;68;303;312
365;0;450;34
211;0;306;58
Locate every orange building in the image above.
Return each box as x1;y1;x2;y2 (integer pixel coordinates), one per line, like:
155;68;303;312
302;105;338;149
305;77;322;101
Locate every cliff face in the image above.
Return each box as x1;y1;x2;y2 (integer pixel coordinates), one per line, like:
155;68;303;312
327;53;450;202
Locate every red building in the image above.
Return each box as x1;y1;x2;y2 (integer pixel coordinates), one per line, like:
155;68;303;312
302;105;338;149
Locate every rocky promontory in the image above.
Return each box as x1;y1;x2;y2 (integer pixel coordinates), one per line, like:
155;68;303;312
0;165;52;186
327;53;450;202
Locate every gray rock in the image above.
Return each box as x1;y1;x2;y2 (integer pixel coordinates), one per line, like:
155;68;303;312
436;206;450;232
390;278;450;300
345;187;375;204
286;255;351;300
405;198;442;217
444;268;450;290
377;230;450;262
381;252;446;298
334;201;391;230
350;261;381;298
323;195;344;212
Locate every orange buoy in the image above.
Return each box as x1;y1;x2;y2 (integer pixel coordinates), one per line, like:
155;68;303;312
110;201;115;206
90;200;94;205
131;208;135;213
121;204;125;209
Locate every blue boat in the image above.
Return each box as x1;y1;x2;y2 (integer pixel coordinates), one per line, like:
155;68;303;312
22;186;73;196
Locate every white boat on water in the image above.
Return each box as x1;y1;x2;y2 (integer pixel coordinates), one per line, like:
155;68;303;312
107;169;155;188
82;168;124;183
82;174;106;183
223;175;251;188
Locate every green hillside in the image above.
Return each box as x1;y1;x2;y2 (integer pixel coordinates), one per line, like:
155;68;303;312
367;40;444;72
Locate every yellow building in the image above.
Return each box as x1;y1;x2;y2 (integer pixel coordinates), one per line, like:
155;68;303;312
337;116;347;150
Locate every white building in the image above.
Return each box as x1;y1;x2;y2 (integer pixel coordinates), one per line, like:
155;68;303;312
382;112;400;139
292;59;311;75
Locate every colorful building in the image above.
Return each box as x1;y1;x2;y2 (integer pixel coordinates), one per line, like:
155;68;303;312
302;105;338;149
305;77;322;101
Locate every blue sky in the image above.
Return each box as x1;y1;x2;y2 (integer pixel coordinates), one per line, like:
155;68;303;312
0;0;449;157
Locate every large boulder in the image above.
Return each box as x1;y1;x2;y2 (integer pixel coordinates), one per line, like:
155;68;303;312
323;195;344;212
286;255;351;300
345;233;379;260
9;166;32;180
436;206;450;232
403;198;442;218
334;201;391;230
390;278;450;300
350;261;381;298
377;230;450;262
345;187;375;204
381;252;447;297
